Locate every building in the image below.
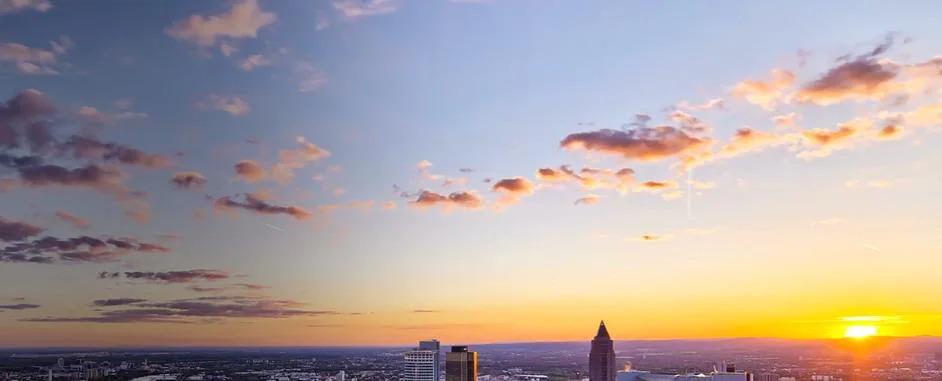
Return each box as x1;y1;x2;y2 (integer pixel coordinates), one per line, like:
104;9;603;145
445;346;477;381
590;321;616;381
405;339;441;381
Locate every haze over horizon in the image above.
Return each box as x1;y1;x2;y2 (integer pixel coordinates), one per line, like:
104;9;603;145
1;0;942;347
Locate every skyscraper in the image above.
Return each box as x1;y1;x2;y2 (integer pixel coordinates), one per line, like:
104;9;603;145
405;339;441;381
589;321;616;381
445;346;477;381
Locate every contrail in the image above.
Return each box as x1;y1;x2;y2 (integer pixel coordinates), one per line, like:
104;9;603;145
262;222;286;232
860;243;881;253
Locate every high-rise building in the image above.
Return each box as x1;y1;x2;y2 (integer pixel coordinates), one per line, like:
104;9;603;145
445;346;477;381
405;339;441;381
589;321;616;381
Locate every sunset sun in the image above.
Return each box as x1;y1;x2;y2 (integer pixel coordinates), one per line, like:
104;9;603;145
844;325;878;339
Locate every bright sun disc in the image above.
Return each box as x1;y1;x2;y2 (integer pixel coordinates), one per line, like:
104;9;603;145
844;325;877;339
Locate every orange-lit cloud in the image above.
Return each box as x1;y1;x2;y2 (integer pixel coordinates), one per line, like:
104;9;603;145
410;190;483;210
561;127;710;162
214;193;312;221
54;210;90;230
796;59;899;105
732;69;794;110
170;171;208;189
234;160;265;182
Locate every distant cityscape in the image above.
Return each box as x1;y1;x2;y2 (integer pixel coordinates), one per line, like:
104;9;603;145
0;322;942;381
2;322;942;381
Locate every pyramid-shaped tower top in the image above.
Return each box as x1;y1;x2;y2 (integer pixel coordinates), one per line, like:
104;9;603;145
595;320;610;338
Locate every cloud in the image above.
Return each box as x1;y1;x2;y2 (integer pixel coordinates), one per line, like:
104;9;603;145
0;89;57;151
491;177;534;206
410;190;483;210
297;61;328;92
57;135;172;168
22;296;338;324
492;177;534;194
0;36;71;75
536;165;635;194
1;236;170;264
635;180;679;195
0;164;140;206
238;54;271;71
535;165;666;198
412;309;439;313
92;298;146;307
414;160;467;188
718;127;787;158
668;110;712;134
631;234;669;242
234;283;268;290
187;286;227;293
535;167;570;182
0;303;40;310
271;136;330;183
803;123;861;146
333;0;398;20
234;137;330;184
889;102;942;128
0;216;43;242
574;194;600;206
796;59;899;105
416;160;438;180
676;98;724;112
772;112;799;127
111;269;230;283
75;105;147;126
166;0;276;48
491;177;535;209
54;210;90;230
11;164;131;197
0;0;51;15
797;118;872;159
875;123;902;140
0;91;166;173
731;69;795;110
561;127;709;162
214;193;312;220
0;90;166;221
170;171;207;189
234;160;265;182
198;95;249;116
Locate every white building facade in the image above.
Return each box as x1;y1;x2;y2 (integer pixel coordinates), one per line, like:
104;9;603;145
405;340;441;381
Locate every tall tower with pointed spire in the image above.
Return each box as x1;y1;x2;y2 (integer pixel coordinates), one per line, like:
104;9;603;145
589;321;616;381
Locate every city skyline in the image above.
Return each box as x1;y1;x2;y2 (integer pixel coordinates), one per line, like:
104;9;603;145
2;0;942;347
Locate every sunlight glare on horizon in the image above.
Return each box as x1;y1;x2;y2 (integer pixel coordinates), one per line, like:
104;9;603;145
844;325;878;339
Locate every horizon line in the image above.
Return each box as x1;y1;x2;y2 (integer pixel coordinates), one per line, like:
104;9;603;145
3;334;941;351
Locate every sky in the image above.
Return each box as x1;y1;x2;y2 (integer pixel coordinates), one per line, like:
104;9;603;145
1;0;942;347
